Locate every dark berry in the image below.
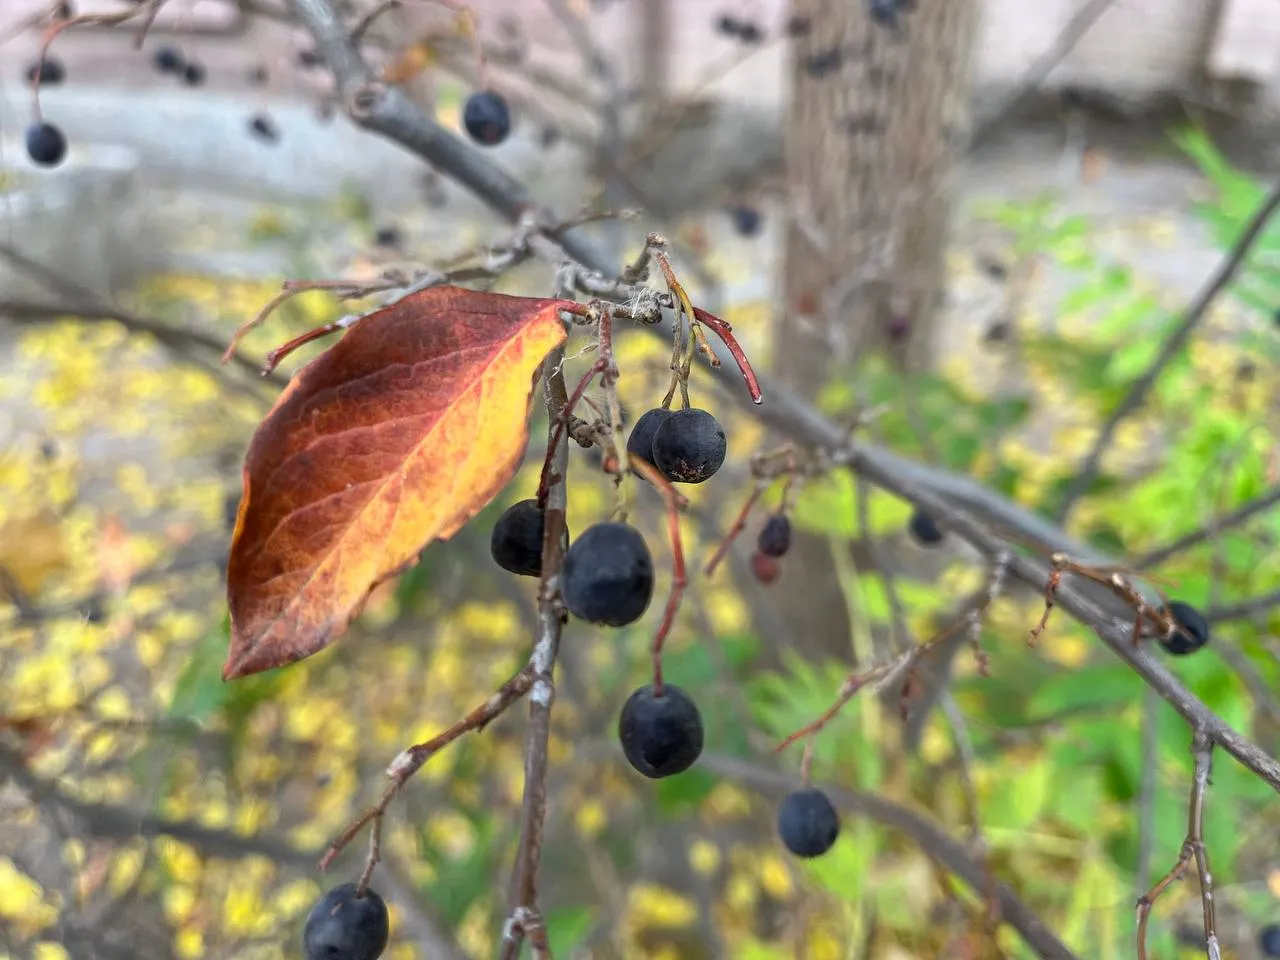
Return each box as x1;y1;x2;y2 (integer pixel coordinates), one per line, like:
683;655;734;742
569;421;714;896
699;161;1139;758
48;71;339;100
26;58;65;86
618;683;704;778
982;320;1011;343
757;515;791;558
373;225;402;248
297;48;324;68
563;522;653;627
1158;601;1209;656
463;90;511;146
869;0;906;28
25;123;67;167
908;509;943;546
715;14;741;36
778;787;839;858
490;499;546;578
752;551;780;584
153;46;184;74
737;21;764;43
56;2;73;18
652;408;727;484
625;408;672;469
249;114;280;143
182;62;206;86
303;883;389;960
1260;924;1280;958
729;205;762;237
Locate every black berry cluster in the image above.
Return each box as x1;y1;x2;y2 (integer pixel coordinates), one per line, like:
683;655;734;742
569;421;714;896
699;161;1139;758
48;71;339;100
463;91;511;146
303;883;389;960
777;787;840;857
626;407;727;485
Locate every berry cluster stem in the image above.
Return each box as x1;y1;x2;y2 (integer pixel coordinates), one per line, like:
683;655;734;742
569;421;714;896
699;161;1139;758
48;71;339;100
628;457;688;698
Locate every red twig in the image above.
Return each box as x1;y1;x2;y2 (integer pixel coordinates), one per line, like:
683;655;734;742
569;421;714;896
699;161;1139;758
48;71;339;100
629;457;688;697
703;483;765;577
693;307;763;404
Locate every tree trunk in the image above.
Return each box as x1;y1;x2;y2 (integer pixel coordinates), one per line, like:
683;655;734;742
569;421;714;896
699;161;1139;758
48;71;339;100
772;0;980;662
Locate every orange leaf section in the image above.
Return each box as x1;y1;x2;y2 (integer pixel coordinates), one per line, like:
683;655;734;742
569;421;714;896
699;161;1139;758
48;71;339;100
223;286;568;680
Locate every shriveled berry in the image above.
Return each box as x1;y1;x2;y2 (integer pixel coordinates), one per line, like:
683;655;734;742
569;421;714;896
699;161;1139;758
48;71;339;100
618;683;704;778
153;46;185;74
26;123;67;167
757;515;791;558
730;205;762;237
652;408;726;484
908;509;943;546
1158;601;1209;656
303;882;389;960
463;90;511;146
1260;924;1280;958
182;62;206;86
625;408;672;469
27;58;65;86
778;787;839;858
752;551;780;584
490;499;546;578
563;522;653;626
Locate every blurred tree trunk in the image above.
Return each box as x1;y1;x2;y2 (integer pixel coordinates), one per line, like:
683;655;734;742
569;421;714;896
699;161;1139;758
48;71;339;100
772;1;979;662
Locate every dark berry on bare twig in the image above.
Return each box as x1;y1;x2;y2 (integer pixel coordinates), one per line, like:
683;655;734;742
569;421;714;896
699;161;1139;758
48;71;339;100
563;522;653;626
625;408;672;469
652;408;727;484
757;515;792;558
778;787;839;857
153;46;185;74
618;683;704;778
26;123;67;167
752;551;780;584
373;225;402;249
737;21;764;43
1158;601;1209;656
303;883;389;960
463;90;511;146
490;499;547;578
715;14;741;37
182;62;206;87
26;58;65;86
908;509;943;546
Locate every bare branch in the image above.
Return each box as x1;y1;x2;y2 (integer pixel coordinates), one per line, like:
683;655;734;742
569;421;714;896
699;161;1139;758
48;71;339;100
1055;182;1280;521
1135;485;1280;570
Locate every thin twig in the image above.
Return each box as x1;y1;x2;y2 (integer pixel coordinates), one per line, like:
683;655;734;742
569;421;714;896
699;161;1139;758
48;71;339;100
1055;182;1280;521
1136;730;1219;960
1204;588;1280;625
1135;485;1280;570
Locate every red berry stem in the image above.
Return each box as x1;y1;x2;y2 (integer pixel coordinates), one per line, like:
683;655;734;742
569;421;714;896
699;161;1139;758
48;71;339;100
703;482;765;577
628;456;687;698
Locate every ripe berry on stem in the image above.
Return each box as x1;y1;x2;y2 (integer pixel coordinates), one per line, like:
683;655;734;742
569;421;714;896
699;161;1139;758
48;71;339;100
652;408;727;484
625;407;672;468
490;499;549;578
463;90;511;146
908;508;943;546
1158;601;1209;656
757;514;791;558
153;47;184;74
778;787;839;857
26;123;67;167
303;883;389;960
182;62;206;86
752;551;780;584
729;205;762;237
563;522;654;626
618;683;704;778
